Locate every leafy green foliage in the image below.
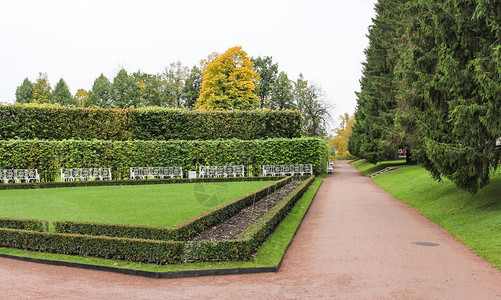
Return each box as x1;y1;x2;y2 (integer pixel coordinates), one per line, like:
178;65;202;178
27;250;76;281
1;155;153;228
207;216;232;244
0;218;46;232
52;78;77;106
294;74;331;137
0;137;328;182
251;56;278;108
0;228;185;264
0;104;301;141
270;71;295;110
182;66;203;109
15;78;34;104
85;74;112;107
32;72;52;104
350;0;501;193
111;69;141;108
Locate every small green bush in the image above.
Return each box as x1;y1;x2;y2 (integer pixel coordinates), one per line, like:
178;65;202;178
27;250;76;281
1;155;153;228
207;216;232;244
0;218;46;232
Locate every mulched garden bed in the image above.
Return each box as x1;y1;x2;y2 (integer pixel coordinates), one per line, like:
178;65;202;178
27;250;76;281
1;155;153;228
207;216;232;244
191;180;303;241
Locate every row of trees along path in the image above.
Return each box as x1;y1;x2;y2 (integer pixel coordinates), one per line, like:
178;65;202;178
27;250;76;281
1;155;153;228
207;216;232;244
0;161;500;298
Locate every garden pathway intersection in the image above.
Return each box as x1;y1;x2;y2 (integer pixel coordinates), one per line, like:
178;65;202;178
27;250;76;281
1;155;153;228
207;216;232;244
1;161;500;299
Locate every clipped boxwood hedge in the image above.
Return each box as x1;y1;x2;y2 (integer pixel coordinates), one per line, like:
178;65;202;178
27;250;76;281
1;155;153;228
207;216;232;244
0;217;46;232
0;138;329;182
54;177;292;241
0;104;301;141
0;228;184;264
184;176;315;262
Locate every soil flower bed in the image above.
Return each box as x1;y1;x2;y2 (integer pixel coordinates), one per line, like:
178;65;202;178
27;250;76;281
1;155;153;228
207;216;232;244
191;180;303;241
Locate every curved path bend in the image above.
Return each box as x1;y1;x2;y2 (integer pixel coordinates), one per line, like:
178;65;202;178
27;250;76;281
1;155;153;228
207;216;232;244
1;161;500;299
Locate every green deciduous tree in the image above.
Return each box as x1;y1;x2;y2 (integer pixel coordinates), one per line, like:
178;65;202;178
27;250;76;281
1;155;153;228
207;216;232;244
131;71;163;107
111;69;140;108
294;74;331;137
251;56;278;108
52;78;77;106
86;74;113;107
15;78;34;104
32;72;52;104
182;66;203;109
160;61;189;108
270;71;295;110
195;46;260;110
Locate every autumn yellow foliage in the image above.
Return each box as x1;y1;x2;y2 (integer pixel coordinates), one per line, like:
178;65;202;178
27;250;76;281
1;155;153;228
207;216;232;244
195;46;259;110
330;113;355;160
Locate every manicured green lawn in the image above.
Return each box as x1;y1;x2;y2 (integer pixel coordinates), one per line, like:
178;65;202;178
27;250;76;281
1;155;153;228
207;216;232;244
354;159;406;176
371;164;501;270
0;181;273;229
0;179;323;272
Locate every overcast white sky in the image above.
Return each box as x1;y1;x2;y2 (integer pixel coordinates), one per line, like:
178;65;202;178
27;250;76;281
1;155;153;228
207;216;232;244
0;0;377;129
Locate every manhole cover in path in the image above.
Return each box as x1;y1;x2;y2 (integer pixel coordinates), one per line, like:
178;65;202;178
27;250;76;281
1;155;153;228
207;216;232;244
412;241;440;247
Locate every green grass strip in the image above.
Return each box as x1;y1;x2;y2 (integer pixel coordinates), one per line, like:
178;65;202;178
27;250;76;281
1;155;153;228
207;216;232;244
354;159;406;176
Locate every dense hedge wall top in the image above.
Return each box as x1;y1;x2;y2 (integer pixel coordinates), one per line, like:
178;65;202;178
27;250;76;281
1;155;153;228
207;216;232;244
0;137;329;181
0;104;301;141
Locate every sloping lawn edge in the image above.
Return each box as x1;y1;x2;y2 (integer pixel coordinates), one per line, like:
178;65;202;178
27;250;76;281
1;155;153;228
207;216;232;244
0;179;323;278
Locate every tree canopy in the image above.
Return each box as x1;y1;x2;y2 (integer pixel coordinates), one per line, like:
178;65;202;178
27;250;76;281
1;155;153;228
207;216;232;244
350;0;501;193
195;46;260;110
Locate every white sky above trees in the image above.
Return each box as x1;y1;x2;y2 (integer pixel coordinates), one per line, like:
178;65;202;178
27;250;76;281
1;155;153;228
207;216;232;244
0;0;377;130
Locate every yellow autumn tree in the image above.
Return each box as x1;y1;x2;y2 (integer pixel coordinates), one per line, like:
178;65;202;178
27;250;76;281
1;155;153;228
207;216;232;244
330;113;356;160
195;46;259;110
74;89;88;107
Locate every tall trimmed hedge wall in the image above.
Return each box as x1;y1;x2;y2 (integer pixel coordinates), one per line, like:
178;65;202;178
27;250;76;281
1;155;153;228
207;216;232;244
0;138;329;181
0;105;301;140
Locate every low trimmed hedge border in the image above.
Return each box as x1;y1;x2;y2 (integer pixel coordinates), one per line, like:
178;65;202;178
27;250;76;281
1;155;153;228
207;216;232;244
0;218;47;232
184;175;315;262
0;176;314;264
0;228;184;264
54;176;294;241
0;175;284;191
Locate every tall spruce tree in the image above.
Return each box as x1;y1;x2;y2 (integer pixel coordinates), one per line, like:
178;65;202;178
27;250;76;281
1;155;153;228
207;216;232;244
351;0;500;193
404;0;500;193
349;0;406;163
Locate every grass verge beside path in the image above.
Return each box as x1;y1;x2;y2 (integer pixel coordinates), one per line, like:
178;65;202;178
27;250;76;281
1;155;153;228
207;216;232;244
353;159;406;176
357;161;501;270
0;179;323;273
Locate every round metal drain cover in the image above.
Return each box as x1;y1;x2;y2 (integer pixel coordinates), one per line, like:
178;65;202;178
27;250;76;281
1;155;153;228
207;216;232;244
412;241;440;247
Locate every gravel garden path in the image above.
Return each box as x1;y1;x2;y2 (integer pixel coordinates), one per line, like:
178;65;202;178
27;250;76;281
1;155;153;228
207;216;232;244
1;161;501;299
